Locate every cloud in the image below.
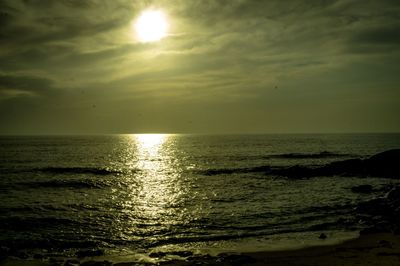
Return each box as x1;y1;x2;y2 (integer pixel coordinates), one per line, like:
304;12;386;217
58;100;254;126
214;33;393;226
0;0;141;60
357;26;400;44
0;73;56;99
0;0;399;133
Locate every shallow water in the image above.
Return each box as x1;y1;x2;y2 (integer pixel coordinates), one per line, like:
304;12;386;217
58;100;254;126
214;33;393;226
0;133;399;259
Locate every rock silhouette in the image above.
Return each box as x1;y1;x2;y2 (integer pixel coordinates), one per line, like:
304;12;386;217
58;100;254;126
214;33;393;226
356;185;400;234
351;185;374;194
275;149;400;179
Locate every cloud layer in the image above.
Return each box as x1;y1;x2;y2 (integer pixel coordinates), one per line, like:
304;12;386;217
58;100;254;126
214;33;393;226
0;0;399;134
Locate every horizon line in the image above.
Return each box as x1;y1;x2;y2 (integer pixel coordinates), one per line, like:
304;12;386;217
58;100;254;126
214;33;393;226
0;131;399;136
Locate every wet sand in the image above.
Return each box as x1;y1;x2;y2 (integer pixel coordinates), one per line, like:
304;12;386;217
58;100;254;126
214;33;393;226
1;233;400;265
240;233;400;266
161;233;400;266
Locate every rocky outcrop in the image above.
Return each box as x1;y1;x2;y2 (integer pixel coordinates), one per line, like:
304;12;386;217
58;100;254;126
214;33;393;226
367;149;400;177
199;150;400;178
75;249;104;258
351;185;374;193
356;185;400;234
276;149;400;179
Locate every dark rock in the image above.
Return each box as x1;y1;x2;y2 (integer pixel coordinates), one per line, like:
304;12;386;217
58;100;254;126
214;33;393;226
360;222;392;235
149;250;193;263
354;183;400;236
274;149;400;179
319;233;327;239
321;159;365;176
366;149;400;177
202;165;271;176
49;257;63;265
80;260;112;266
276;165;317;179
169;251;193;257
248;165;271;173
149;251;167;258
187;254;213;261
33;253;44;259
378;240;392;248
13;250;29;259
76;249;104;258
376;184;395;193
360;227;378;235
351;185;374;193
376;252;400;256
0;246;10;259
65;259;80;266
217;254;256;265
393;226;400;235
386;186;400;201
355;198;391;216
272;151;341;159
114;262;145;266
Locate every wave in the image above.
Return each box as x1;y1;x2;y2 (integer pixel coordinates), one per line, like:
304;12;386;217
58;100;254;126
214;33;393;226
198;165;271;176
145;220;353;248
145;232;270;248
0;237;101;250
36;167;123;175
15;179;108;189
198;149;400;178
0;204;102;215
299;203;355;214
266;151;351;159
0;216;77;231
274;149;400;178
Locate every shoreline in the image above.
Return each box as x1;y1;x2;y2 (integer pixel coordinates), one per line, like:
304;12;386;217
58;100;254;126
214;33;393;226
239;232;400;266
1;233;400;265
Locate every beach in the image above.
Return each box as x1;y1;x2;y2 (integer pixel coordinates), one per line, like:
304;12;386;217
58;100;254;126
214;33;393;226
241;233;400;266
1;233;400;265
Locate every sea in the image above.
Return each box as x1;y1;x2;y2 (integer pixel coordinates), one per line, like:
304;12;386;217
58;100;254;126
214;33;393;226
1;134;400;262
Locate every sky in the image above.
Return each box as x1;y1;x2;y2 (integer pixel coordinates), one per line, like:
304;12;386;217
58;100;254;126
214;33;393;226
0;0;399;134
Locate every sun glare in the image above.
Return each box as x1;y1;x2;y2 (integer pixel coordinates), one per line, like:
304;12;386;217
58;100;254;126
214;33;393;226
135;134;168;150
135;10;169;43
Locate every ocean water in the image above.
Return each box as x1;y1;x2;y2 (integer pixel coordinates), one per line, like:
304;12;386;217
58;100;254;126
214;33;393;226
1;134;400;260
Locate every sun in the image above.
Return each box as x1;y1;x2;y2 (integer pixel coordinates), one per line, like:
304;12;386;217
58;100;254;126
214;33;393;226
135;10;169;43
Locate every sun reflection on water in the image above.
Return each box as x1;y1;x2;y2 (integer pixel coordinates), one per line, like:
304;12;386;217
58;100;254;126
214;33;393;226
135;134;167;152
134;134;169;170
128;134;186;223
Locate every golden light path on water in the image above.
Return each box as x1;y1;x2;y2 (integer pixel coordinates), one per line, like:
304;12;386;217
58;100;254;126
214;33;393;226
128;134;190;224
106;134;206;249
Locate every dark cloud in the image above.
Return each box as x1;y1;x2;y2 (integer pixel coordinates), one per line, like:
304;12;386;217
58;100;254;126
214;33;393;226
355;25;400;45
0;0;134;51
347;24;400;54
0;73;56;99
